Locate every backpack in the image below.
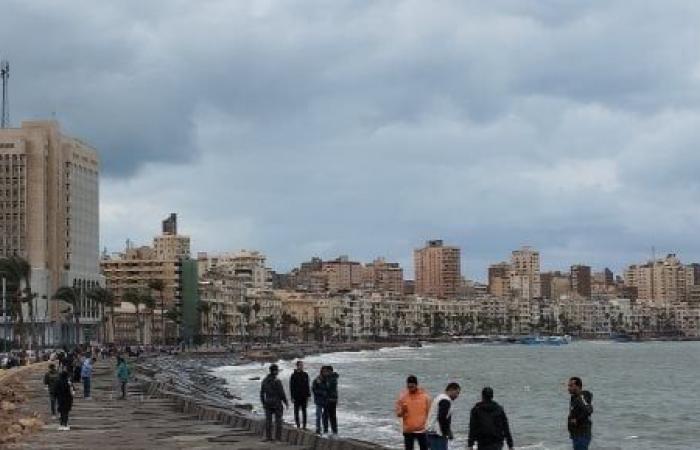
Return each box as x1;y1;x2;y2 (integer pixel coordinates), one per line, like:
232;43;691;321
261;377;281;407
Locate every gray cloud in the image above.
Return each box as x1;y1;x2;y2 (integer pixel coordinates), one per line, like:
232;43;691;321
3;0;700;278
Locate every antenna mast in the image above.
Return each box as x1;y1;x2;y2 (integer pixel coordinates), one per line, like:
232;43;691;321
0;60;9;128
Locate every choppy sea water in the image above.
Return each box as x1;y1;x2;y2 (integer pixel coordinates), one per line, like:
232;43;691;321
213;341;700;449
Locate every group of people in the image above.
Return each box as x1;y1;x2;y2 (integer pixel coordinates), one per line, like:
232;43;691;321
259;361;339;441
42;348;132;431
260;361;594;450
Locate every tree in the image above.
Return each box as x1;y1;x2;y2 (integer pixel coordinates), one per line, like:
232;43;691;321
86;287;114;344
53;287;82;345
123;290;147;344
142;293;156;344
148;279;166;345
236;303;252;340
0;256;32;350
263;315;277;342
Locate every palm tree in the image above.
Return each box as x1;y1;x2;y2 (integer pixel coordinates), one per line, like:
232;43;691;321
123;290;146;344
87;287;114;344
141;293;156;344
53;287;82;345
236;303;251;341
148;279;166;345
0;256;32;350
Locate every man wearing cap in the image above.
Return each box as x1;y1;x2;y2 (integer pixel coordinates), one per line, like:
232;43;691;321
260;364;289;441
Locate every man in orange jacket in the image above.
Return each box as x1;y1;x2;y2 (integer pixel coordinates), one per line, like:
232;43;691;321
395;375;431;450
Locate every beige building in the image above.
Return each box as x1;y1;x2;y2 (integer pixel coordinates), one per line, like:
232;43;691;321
363;257;404;295
414;240;461;299
322;256;363;293
488;262;512;297
624;254;689;304
0;120;103;345
510;246;541;299
197;250;272;290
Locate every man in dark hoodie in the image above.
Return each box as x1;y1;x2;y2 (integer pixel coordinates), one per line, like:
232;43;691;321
312;366;329;435
290;360;311;429
468;387;514;450
567;377;593;450
260;364;288;441
325;365;340;437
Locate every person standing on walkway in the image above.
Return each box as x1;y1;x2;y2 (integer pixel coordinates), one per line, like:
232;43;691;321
467;387;514;450
426;382;461;450
260;364;288;441
325;365;339;437
116;356;131;399
43;363;60;418
312;366;329;435
81;356;96;400
290;360;311;429
53;369;75;431
567;377;593;450
395;375;431;450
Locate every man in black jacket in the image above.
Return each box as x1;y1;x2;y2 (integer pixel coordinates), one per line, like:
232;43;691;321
260;364;288;441
567;377;593;450
289;360;311;429
468;387;514;450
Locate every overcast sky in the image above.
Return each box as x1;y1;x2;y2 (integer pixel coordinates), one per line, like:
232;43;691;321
4;1;700;279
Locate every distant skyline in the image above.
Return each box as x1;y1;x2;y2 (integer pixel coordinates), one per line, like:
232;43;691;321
3;1;700;279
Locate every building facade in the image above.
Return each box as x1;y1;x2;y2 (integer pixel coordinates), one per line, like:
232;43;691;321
414;240;461;299
0;120;103;346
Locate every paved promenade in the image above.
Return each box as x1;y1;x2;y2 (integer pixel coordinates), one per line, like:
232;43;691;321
12;360;305;450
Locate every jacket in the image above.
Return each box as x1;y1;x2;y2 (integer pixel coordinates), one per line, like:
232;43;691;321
260;374;288;409
290;370;311;402
312;375;329;406
568;391;593;438
468;400;514;448
44;369;60;396
327;372;339;403
116;362;130;382
426;393;453;438
81;359;93;379
53;374;74;413
395;388;431;433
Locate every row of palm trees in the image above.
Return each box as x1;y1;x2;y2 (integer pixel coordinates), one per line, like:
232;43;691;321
1;255;173;348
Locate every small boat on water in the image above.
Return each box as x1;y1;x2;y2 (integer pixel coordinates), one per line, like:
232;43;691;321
519;335;571;346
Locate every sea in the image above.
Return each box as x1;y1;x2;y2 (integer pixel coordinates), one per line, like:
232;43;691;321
212;341;700;449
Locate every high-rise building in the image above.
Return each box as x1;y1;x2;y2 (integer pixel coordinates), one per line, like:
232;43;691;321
0;121;103;345
510;246;541;299
487;262;512;297
540;271;570;300
323;255;363;293
624;254;688;304
414;240;461;299
363;257;404;295
570;265;592;299
153;213;190;260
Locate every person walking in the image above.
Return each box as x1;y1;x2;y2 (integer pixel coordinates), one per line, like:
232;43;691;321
567;377;593;450
43;363;60;418
81;356;96;400
467;387;514;450
116;356;130;400
290;360;311;429
312;366;330;435
325;365;339;437
395;375;431;450
53;369;75;431
260;364;288;441
426;382;461;450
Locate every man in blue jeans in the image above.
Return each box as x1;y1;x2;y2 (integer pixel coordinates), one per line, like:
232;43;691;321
567;376;593;450
81;356;96;400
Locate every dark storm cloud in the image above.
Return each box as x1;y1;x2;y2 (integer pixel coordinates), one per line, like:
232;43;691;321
3;0;700;276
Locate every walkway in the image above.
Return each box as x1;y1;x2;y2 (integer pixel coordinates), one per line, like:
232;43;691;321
13;360;304;450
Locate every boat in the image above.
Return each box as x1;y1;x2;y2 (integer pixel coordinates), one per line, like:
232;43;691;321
408;341;423;348
518;335;570;345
